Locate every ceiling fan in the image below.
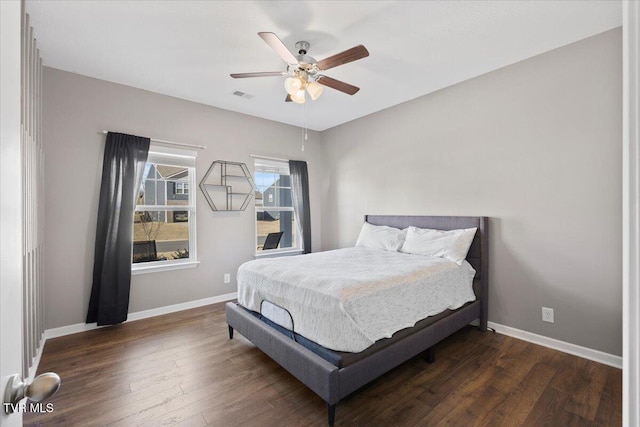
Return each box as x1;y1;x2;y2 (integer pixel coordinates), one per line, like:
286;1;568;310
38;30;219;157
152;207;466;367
230;32;369;104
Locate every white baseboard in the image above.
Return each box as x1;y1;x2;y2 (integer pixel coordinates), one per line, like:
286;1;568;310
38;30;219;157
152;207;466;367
42;297;621;372
44;292;237;340
488;321;622;369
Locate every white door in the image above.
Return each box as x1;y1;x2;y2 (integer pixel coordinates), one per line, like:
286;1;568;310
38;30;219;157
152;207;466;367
1;1;24;426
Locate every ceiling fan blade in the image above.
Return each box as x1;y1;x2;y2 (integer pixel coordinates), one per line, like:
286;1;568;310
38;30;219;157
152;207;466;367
316;45;369;71
285;94;292;102
230;71;285;79
258;32;298;64
317;76;360;95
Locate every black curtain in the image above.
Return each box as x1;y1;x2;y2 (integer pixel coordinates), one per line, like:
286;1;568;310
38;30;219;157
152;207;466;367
87;132;150;325
289;160;311;254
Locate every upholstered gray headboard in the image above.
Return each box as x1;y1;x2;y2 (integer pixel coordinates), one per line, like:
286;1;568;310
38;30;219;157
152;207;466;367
364;215;489;329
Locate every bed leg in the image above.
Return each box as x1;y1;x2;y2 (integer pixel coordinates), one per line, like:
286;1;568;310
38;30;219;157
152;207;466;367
228;325;234;339
422;346;435;364
327;403;336;426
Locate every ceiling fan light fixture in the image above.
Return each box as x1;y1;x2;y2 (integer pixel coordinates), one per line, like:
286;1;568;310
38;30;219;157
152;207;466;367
284;76;302;95
306;81;324;101
291;89;306;104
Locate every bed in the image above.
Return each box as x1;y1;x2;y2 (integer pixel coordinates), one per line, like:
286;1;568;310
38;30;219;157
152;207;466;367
226;215;488;425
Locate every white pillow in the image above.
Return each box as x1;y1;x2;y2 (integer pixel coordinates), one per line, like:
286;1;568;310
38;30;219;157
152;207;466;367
400;226;477;265
355;222;407;252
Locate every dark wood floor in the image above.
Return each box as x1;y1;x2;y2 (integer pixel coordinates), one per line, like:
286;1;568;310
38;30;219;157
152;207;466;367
25;302;621;426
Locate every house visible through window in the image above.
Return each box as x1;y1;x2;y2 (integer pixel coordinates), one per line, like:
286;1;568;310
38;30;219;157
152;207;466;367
255;158;299;253
133;145;197;272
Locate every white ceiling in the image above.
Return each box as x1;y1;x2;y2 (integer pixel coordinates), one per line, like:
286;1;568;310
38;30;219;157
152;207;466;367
26;1;621;131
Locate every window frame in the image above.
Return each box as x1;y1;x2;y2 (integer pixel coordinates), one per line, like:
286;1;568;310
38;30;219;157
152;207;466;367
254;157;302;257
132;145;199;275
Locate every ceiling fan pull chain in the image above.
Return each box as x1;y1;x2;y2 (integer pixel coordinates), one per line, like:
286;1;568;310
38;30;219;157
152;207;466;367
301;102;307;152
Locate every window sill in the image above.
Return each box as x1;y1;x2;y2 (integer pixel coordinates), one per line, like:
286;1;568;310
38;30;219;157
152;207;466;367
254;249;303;259
131;260;200;275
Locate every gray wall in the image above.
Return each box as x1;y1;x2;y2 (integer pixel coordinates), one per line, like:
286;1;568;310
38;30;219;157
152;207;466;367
43;67;323;329
321;29;622;355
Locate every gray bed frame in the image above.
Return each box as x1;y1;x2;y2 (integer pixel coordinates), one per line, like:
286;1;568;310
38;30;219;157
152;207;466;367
226;215;488;425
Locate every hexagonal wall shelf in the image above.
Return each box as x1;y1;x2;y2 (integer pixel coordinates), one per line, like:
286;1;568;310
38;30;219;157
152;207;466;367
199;160;255;211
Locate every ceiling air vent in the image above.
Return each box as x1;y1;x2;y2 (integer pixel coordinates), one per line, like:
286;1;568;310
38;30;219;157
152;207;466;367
233;91;253;99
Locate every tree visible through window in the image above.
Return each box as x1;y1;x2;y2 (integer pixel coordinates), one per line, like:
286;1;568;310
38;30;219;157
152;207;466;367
133;145;197;269
255;158;299;252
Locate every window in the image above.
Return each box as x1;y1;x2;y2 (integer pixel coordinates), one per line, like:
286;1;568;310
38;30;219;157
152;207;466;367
175;182;189;194
132;145;198;273
255;158;300;254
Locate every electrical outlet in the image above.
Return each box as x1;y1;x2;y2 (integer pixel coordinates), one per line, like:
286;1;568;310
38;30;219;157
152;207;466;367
542;307;554;323
224;273;231;284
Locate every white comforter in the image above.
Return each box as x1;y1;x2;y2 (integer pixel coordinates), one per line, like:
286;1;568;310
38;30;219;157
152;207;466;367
237;247;476;352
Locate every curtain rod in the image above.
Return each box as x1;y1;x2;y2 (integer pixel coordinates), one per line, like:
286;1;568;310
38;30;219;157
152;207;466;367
100;130;206;150
250;154;290;163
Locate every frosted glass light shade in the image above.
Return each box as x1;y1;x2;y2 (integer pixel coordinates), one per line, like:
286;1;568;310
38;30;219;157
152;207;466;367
306;81;324;100
291;89;306;104
284;77;302;95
